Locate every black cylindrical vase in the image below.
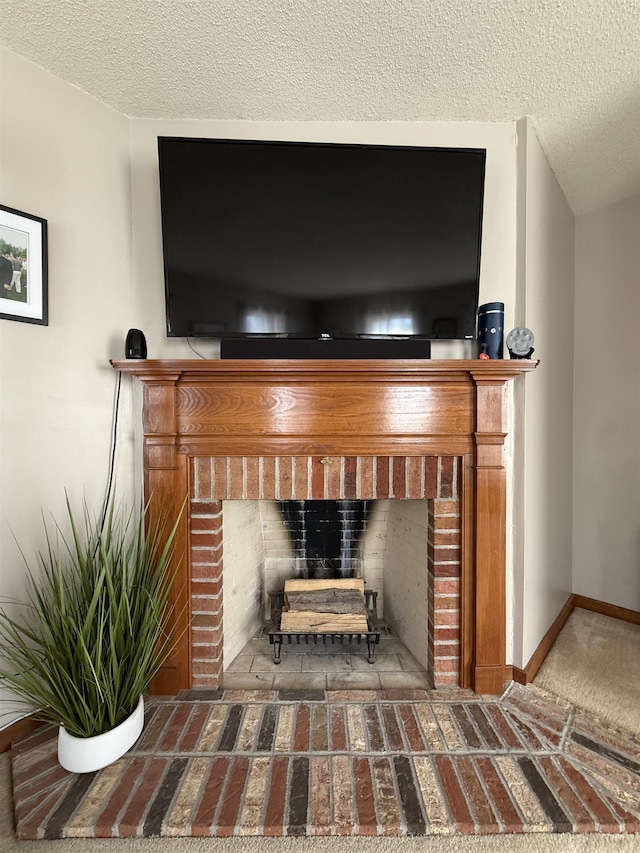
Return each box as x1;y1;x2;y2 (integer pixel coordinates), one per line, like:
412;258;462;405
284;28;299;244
477;302;504;359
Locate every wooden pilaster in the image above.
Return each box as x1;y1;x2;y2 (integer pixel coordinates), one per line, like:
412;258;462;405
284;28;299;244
138;372;191;695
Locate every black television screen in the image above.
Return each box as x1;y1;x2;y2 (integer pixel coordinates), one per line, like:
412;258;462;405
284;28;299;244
158;137;486;341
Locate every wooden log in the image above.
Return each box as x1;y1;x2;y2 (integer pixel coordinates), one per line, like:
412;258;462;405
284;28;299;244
280;577;368;632
279;610;369;633
285;589;365;615
284;578;364;594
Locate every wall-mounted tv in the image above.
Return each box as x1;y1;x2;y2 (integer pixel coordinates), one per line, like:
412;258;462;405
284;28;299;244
158;137;486;349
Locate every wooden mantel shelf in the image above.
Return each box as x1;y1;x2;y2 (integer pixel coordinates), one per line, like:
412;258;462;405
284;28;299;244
112;357;537;379
112;357;537;695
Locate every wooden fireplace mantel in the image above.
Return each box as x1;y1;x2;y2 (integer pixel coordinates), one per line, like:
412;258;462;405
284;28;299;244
111;358;537;694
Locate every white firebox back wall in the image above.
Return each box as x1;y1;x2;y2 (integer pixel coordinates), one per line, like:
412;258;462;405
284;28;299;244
222;501;265;666
361;502;388;615
382;500;430;670
259;501;386;617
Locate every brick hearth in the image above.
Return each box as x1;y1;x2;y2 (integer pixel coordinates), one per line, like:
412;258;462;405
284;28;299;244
11;683;640;839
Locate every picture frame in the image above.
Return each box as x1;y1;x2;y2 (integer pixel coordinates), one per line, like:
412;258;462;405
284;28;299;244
0;204;48;326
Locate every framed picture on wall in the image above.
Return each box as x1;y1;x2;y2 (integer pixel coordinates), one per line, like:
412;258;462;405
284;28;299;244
0;204;48;326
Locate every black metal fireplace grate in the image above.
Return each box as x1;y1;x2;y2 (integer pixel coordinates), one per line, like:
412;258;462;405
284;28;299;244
268;589;381;664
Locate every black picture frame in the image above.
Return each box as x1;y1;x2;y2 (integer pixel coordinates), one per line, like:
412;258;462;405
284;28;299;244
0;204;48;326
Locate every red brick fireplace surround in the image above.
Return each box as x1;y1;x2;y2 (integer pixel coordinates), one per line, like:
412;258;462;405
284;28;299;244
189;456;461;686
112;359;536;696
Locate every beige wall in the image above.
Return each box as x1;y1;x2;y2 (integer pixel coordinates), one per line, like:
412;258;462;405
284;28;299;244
0;48;137;725
512;120;575;667
573;195;640;609
7;47;633;726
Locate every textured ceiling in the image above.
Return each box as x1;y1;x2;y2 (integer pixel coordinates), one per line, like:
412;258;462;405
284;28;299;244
2;0;639;214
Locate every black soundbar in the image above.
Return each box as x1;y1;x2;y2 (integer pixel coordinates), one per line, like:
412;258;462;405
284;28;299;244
220;338;431;359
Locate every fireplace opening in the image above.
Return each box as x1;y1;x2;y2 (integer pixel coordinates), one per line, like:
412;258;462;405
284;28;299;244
189;454;462;691
217;499;441;690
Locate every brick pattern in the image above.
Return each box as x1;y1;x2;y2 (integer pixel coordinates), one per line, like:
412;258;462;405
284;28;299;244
429;496;462;686
189;456;461;689
12;683;640;839
193;455;452;501
190;500;224;686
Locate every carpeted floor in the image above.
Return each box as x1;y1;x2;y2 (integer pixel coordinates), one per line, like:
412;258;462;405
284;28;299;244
2;607;640;852
534;609;640;738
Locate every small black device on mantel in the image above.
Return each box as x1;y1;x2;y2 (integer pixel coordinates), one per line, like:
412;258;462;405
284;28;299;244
157;137;487;359
125;328;147;359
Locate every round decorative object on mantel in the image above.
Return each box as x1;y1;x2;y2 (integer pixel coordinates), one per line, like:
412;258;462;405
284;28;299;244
57;695;145;774
506;327;535;359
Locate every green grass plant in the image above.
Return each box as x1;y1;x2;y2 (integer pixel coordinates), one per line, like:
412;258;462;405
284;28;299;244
0;496;181;738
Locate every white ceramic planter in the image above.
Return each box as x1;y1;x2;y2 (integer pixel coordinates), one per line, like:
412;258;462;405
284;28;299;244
58;695;144;773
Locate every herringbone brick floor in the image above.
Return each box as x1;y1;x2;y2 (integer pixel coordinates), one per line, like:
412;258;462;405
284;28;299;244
10;682;640;839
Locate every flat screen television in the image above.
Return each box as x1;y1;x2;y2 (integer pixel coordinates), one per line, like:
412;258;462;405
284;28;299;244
158;137;486;352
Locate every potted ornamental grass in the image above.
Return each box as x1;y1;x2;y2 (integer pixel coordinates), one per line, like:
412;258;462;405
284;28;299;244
0;495;181;773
